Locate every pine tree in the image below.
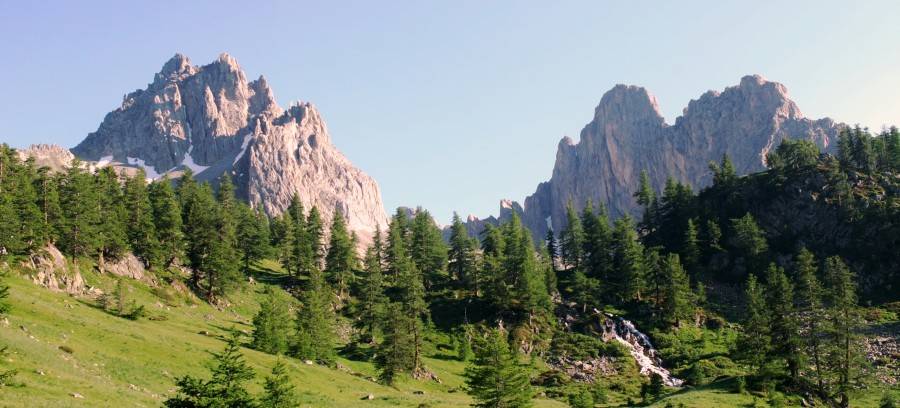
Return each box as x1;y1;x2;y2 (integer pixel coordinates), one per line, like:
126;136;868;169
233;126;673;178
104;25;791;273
635;169;655;208
216;174;239;247
356;228;387;340
570;270;600;312
823;256;861;408
559;201;584;271
292;266;336;364
581;203;612;281
611;215;645;303
544;228;559;273
277;212;296;276
375;302;417;384
35;167;62;245
539;245;558;298
682;218;700;274
736;274;770;376
449;212;478;292
850;126;875;172
502;213;551;315
164;331;256;408
709;153;737;186
236;205;270;271
794;247;825;392
59;160;102;258
730;213;768;271
409;208;448;290
635;169;657;230
281;194;307;276
149;178;183;267
324;210;356;298
0;147;23;255
704;219;723;252
662;253;693;327
182;181;216;288
885;126;900;171
183;183;241;302
643;246;665;311
837;129;854;169
95;167;128;265
306;206;325;270
765;263;801;381
259;360;298;408
13;159;45;253
208;182;242;302
464;328;533;408
252;287;293;355
124;169;161;267
481;224;508;307
176;169;198;222
389;217;427;374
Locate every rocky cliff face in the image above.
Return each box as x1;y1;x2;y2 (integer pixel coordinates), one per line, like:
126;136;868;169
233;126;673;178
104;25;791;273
477;75;842;240
69;53;387;240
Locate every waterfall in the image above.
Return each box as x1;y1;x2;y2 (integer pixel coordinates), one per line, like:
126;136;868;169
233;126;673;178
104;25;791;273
597;309;683;387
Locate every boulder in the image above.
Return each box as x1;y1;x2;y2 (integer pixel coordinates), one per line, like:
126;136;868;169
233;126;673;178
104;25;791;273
26;244;85;295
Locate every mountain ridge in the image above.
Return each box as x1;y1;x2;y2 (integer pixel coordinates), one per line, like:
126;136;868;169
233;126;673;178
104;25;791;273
65;52;388;240
465;75;844;240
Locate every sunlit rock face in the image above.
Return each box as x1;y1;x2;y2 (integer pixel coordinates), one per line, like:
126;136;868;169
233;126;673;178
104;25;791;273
512;75;842;239
69;53;388;241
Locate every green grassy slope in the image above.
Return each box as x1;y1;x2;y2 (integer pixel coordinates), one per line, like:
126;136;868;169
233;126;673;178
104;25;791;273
0;261;896;408
0;262;567;408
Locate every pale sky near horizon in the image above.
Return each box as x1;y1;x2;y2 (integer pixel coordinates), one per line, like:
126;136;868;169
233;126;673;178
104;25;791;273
1;1;898;223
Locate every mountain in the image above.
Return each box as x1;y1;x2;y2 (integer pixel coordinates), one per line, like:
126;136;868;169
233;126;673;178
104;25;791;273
467;75;843;240
68;53;387;240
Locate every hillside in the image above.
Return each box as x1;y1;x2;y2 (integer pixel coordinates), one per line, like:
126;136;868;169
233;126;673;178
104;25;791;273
1;254;896;407
0;261;538;407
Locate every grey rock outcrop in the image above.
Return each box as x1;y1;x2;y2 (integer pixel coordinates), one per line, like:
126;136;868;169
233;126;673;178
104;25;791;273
480;75;843;240
17;144;75;172
24;244;86;295
68;53;387;240
103;253;153;285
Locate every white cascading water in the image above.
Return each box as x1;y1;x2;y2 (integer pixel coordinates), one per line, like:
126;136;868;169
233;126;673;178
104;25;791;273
596;309;684;387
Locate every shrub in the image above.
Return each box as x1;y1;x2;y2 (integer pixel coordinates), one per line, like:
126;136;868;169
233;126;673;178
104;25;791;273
733;376;746;394
123;304;146;320
881;393;897;408
550;332;623;360
590;383;608;403
532;370;571;388
567;386;593;408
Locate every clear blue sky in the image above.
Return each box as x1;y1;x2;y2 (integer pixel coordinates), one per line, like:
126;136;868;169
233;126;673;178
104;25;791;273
1;1;898;223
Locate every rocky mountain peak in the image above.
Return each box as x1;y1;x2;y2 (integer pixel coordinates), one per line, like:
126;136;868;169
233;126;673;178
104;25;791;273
499;76;844;241
593;84;664;125
248;75;280;117
156;53;194;82
68;53;388;243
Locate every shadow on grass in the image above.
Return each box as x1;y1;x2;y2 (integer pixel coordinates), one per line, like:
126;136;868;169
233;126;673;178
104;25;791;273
429;352;462;361
245;262;298;289
339;342;376;362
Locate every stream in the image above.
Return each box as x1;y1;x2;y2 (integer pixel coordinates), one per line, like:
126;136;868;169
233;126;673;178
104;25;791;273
595;309;683;387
